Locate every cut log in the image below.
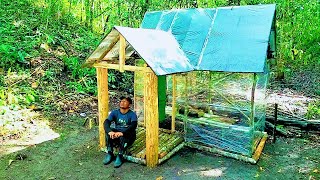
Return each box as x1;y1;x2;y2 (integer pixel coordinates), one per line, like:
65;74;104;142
266;116;320;131
265;121;289;137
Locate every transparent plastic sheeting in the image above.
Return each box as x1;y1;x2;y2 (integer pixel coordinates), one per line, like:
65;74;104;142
141;4;275;74
166;72;268;156
115;26;193;75
185;123;253;155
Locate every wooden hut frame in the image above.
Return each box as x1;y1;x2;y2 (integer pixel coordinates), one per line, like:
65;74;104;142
85;30;184;167
85;4;276;166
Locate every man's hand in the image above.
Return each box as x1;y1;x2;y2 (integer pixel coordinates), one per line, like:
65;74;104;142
108;131;123;139
108;132;116;139
114;132;123;138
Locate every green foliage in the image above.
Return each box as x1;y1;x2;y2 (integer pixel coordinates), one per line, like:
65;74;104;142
107;70;134;93
306;101;320;120
0;86;38;107
63;56;97;94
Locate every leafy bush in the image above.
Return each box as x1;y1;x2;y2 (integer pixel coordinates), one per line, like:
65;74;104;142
306;101;320;120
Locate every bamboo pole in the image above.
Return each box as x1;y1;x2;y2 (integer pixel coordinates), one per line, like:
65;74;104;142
137;131;167;159
250;73;257;154
143;63;147;127
126;128;145;153
183;74;188;135
186;143;257;164
96;67;109;149
123;155;146;165
159;136;184;158
171;74;177;133
208;72;213;114
129;133;146;155
252;133;268;161
158;143;185;164
250;73;257;127
119;34;125;72
144;71;159;167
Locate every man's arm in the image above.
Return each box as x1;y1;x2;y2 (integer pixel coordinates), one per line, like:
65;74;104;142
104;120;112;133
104;111;116;134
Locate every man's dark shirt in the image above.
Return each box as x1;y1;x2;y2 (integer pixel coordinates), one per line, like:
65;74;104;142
105;109;137;137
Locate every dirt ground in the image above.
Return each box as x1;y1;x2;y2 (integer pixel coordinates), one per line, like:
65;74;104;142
1;124;319;180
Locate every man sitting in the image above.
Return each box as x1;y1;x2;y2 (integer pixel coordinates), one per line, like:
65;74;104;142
103;96;137;168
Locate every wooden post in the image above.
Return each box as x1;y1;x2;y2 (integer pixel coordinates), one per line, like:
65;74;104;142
250;73;257;127
144;71;159;167
273;103;278;143
143;64;147;127
171;74;176;133
96;67;109;149
208;72;212;114
250;73;257;154
183;74;188;134
119;34;125;72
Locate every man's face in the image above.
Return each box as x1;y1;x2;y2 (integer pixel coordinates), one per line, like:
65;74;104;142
119;99;131;109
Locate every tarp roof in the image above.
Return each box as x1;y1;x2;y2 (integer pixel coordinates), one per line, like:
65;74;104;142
86;4;276;75
133;4;275;75
114;26;194;75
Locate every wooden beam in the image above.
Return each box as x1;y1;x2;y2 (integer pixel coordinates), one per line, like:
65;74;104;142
187;143;257;164
252;133;268;161
93;61;153;73
102;56;135;61
144;71;159;167
96;67;109;149
119;34;125;72
84;29;119;67
171;74;176;133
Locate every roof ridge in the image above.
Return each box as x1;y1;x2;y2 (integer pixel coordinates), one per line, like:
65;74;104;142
197;9;219;68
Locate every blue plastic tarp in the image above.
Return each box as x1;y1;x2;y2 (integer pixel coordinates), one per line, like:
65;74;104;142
140;4;276;74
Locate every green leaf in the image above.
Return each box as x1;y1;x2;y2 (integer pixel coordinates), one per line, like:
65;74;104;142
26;94;35;103
18;51;27;63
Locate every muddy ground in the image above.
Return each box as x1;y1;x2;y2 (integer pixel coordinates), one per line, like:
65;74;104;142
0;124;319;180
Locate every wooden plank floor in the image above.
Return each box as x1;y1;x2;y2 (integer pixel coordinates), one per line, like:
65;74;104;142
124;127;184;161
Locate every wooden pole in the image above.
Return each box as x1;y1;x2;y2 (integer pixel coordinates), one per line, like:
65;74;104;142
208;72;212;114
183;74;188;134
250;73;257;127
119;34;125;72
144;71;159;167
250;73;257;154
143;63;147;127
187;143;257;164
252;133;268;161
273;103;278;143
96;67;109;149
171;74;177;133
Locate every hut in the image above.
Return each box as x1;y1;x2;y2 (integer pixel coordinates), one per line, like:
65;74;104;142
84;4;276;167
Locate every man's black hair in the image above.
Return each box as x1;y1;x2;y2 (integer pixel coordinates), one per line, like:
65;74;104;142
120;96;132;104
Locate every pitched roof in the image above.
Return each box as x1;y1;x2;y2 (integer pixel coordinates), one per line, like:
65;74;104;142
114;26;193;75
85;4;276;75
141;4;276;74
